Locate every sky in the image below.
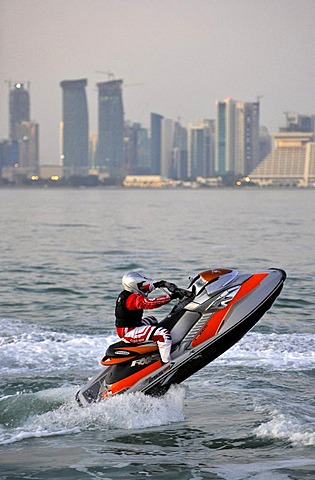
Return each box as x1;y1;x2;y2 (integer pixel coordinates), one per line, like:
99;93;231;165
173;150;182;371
1;0;315;165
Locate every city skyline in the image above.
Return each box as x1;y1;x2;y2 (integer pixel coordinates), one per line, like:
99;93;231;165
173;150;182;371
1;0;314;165
1;80;314;186
2;78;312;166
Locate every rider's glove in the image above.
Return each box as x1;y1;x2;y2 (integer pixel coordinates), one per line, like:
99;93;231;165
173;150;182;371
169;290;182;300
163;281;178;292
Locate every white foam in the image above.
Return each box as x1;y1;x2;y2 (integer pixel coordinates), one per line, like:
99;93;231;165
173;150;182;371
216;332;315;370
1;319;314;376
0;385;186;445
254;408;315;447
0;318;117;374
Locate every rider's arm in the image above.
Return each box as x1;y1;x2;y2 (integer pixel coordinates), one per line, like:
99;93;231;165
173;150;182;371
126;293;171;310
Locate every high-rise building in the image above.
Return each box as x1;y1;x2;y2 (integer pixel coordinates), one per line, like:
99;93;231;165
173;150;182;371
124;122;150;174
160;119;187;178
215;97;236;175
160;119;175;178
215;97;260;176
137;126;150;171
172;121;188;180
96;79;124;177
150;113;164;174
235;101;260;175
9;83;30;141
7;82;39;178
188;119;214;178
60;79;89;176
172;147;188;181
18;121;39;175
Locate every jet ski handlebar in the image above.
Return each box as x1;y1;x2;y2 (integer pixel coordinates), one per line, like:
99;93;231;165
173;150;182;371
161;281;193;300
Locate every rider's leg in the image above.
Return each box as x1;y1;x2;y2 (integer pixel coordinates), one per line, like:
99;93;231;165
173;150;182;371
150;327;172;364
117;325;172;364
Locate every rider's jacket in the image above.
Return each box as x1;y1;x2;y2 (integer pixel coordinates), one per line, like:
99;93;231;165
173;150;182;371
115;291;143;327
115;290;171;328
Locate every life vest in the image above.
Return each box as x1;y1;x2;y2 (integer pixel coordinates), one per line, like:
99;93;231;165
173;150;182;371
115;290;143;328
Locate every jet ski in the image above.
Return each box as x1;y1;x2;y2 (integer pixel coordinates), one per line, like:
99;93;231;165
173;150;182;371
76;267;286;407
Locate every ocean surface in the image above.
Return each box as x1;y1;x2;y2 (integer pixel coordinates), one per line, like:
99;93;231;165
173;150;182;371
0;187;314;480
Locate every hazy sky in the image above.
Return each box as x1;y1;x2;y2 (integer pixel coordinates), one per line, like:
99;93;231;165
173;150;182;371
1;0;315;164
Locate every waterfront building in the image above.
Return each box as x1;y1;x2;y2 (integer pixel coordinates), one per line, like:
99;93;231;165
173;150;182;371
215;97;260;176
5;82;39;180
124;122;150;174
160;119;187;179
96;79;124;177
150;113;164;174
160;118;175;178
215;97;236;175
17;121;39;175
123;175;168;188
137;126;150;171
60;79;89;177
172;121;188;179
172;147;188;180
188;119;214;179
249;118;315;187
235;102;260;176
9;83;30;141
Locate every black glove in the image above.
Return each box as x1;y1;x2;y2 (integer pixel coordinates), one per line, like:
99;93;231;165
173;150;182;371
153;280;167;288
169;290;182;300
163;281;178;293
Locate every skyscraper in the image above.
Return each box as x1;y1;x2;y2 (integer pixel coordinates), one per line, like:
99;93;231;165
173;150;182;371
188;119;214;178
8;82;39;177
160;118;188;179
215;97;236;175
150;113;164;174
18;121;39;174
60;79;89;176
235;101;260;175
9;83;30;141
96;79;124;177
172;121;188;180
160;118;176;178
215;97;260;176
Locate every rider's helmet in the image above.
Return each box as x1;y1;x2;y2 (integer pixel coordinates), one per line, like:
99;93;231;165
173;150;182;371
122;271;154;295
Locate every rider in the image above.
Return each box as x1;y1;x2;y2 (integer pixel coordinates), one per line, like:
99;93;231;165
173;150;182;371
115;271;181;364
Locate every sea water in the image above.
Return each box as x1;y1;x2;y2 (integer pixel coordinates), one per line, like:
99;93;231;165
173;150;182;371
0;187;314;479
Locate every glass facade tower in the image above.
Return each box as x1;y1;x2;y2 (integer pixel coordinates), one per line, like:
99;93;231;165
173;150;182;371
215;98;236;175
216;97;259;176
9;83;30;141
60;79;89;176
150;113;164;174
235;102;260;175
188;120;213;178
96;80;124;177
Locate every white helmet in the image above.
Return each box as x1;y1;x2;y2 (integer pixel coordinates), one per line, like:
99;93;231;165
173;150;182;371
122;271;153;295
